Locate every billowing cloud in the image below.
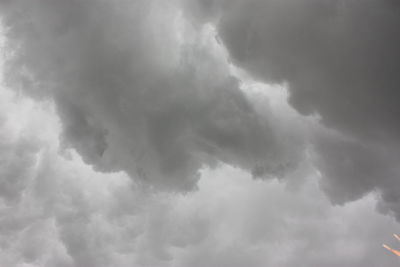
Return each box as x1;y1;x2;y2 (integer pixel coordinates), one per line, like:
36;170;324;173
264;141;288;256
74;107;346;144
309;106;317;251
185;0;400;217
212;0;400;139
1;1;400;266
0;84;399;266
0;0;309;191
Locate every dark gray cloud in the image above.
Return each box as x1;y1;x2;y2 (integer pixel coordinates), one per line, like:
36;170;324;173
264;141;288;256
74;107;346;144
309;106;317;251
186;0;400;218
0;0;307;191
1;1;400;266
312;128;400;220
214;0;400;140
0;81;398;267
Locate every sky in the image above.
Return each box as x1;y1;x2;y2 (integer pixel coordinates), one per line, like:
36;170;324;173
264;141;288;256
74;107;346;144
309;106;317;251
0;0;400;266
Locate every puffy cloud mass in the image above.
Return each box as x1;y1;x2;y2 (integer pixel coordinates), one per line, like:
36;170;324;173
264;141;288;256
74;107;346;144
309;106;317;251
1;0;400;266
213;0;400;139
1;0;399;216
186;0;400;218
0;84;398;266
3;0;400;215
0;0;308;191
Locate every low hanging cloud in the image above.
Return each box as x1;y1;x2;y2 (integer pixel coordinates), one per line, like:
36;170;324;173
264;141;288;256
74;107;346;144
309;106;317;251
213;0;400;140
0;0;308;191
0;85;398;266
0;3;400;262
1;0;400;221
185;0;400;218
2;4;400;266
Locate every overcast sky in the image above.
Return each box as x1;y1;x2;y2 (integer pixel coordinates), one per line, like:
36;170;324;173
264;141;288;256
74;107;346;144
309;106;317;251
0;0;400;266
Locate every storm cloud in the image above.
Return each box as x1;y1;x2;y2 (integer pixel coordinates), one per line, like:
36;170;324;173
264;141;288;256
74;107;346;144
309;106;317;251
0;86;398;266
0;0;308;191
185;0;400;218
1;0;400;266
212;0;400;139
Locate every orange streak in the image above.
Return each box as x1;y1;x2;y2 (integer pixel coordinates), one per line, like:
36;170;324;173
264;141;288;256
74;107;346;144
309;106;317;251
383;244;400;257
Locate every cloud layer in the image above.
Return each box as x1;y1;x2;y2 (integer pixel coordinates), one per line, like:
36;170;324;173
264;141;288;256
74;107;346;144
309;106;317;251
1;0;309;191
213;0;400;139
1;1;400;266
2;0;399;216
186;0;400;218
0;85;398;266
